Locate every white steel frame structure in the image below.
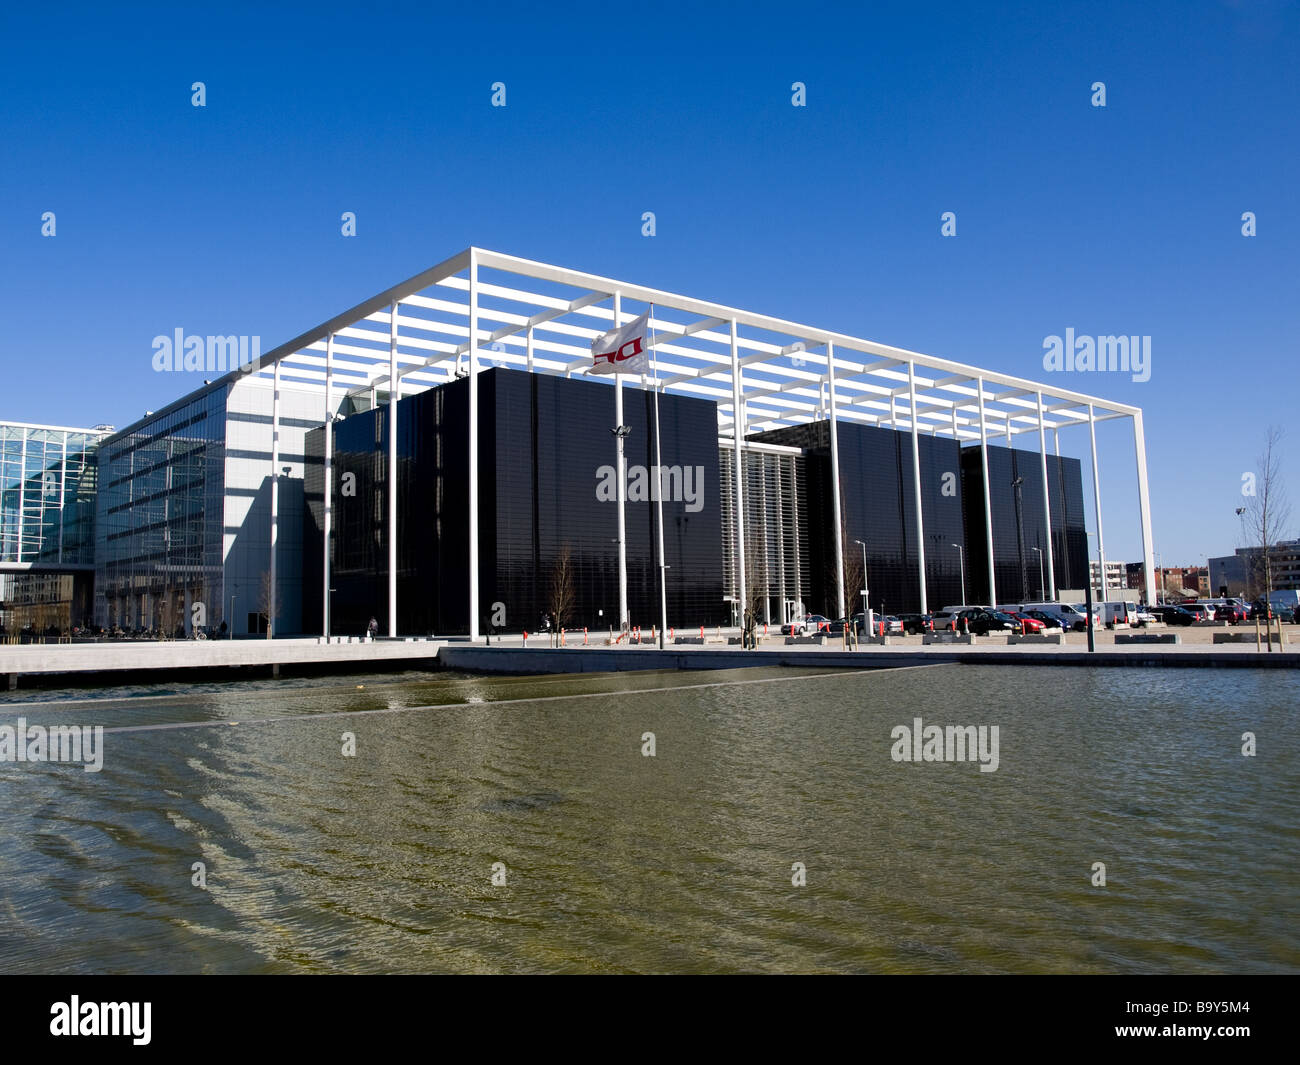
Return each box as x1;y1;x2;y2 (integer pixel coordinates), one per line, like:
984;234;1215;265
217;247;1155;639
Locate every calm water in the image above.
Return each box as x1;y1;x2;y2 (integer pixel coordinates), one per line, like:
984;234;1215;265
1;664;1296;974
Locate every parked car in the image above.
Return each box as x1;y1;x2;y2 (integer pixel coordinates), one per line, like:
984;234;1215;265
882;615;904;635
1214;603;1245;624
782;614;830;635
1179;603;1212;622
1152;604;1195;626
957;608;1019;635
929;610;961;633
1132;605;1158;626
1005;611;1045;634
1023;609;1066;631
895;613;931;635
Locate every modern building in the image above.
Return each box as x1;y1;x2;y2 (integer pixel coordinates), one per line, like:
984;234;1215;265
93;375;317;636
302;367;724;636
1210;541;1300;599
0;421;111;632
8;248;1159;638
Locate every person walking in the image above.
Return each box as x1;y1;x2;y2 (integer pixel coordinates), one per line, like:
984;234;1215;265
367;616;379;641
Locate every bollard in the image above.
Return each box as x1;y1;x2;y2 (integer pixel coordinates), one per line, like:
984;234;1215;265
560;627;566;646
524;630;528;646
584;627;588;645
700;625;704;639
764;623;768;637
670;627;674;639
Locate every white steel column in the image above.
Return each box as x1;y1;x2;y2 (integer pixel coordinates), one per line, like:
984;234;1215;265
1133;411;1156;607
270;359;281;638
827;343;846;618
1088;403;1107;600
613;293;628;631
908;360;928;615
387;301;400;637
760;455;771;623
730;319;747;626
468;253;481;640
323;333;334;638
977;377;997;607
526;325;535;374
1036;391;1056;598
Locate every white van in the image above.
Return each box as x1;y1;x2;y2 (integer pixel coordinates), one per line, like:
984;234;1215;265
1100;601;1139;627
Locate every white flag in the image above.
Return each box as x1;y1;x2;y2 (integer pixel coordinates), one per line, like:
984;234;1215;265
590;311;651;375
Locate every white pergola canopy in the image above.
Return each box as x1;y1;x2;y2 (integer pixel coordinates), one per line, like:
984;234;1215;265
226;248;1155;638
242;247;1139;441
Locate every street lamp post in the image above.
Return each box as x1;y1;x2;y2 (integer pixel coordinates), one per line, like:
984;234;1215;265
1011;475;1027;601
1031;546;1044;599
950;543;965;606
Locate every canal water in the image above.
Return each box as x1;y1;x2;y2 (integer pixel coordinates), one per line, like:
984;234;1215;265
1;664;1295;973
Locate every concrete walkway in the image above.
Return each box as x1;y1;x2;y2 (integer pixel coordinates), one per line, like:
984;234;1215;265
0;637;444;687
1;630;1295;689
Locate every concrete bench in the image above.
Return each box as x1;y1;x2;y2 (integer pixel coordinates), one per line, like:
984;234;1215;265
1007;634;1065;645
1213;632;1288;645
1115;633;1181;644
922;633;976;645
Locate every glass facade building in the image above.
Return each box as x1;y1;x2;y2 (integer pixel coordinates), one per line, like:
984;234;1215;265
745;422;1090;616
305;367;726;636
750;421;967;617
95;390;228;633
94;377;318;635
0;422;105;567
960;445;1089;604
0;422;108;633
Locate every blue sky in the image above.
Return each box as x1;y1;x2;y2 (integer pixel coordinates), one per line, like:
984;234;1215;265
1;0;1296;566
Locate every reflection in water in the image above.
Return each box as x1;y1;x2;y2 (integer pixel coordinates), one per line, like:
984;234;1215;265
0;665;1296;974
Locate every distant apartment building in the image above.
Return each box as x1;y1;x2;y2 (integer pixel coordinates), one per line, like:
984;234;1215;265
1089;559;1127;598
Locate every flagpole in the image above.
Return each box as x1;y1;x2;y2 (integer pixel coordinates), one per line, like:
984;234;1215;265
649;305;668;650
613;294;628;637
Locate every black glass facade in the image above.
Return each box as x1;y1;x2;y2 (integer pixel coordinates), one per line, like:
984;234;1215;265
960;444;1088;603
305;367;725;636
751;422;966;616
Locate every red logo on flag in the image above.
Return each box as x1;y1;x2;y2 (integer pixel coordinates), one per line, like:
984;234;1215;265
595;336;643;367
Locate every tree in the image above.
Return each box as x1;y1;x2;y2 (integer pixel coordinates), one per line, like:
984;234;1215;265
744;524;767;627
548;543;575;645
1245;427;1292;606
258;569;273;638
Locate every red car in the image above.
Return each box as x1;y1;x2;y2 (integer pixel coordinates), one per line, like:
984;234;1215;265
1006;612;1045;634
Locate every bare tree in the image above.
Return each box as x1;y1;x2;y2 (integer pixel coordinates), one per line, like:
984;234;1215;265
840;510;864;622
548;543;575;645
258;569;273;638
744;525;767;626
820;490;861;621
1245;427;1292;606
